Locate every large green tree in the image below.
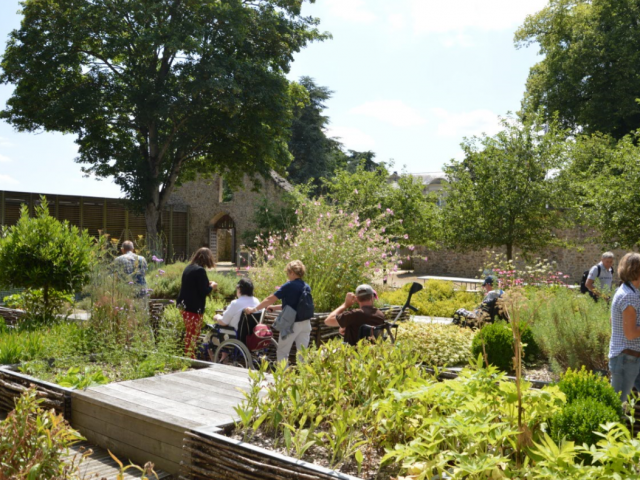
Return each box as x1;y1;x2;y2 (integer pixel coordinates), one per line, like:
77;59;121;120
287;77;342;187
567;133;640;249
442;114;571;260
0;0;327;240
515;0;640;138
324;163;441;247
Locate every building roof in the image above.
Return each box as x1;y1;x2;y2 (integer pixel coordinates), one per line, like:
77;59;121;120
269;170;294;193
410;172;447;185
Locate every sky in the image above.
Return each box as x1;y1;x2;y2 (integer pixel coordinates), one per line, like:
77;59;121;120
0;0;548;198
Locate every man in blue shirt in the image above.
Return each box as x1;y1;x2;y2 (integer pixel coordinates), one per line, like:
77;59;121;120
113;240;148;290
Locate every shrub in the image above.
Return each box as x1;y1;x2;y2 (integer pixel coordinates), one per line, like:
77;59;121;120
0;330;44;364
471;321;540;372
557;367;622;415
0;199;95;322
551;397;620;446
524;287;610;372
249;200;407;312
0;388;85;479
399;322;475;367
378;281;479;317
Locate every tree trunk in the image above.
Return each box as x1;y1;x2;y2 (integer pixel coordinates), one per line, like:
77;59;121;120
145;203;162;255
506;243;513;261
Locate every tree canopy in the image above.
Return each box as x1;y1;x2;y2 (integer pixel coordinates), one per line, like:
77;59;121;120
516;0;640;138
286;77;342;187
442;114;572;260
566;133;640;249
0;0;327;239
286;77;379;190
324;163;441;247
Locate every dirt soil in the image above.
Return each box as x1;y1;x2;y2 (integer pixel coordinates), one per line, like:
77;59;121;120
229;428;401;480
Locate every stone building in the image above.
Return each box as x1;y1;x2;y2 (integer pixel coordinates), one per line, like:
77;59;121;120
169;172;292;263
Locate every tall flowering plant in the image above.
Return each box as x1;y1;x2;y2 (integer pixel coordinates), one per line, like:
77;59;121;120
249;199;411;312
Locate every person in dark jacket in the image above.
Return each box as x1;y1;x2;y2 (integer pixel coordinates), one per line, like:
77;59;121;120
177;247;217;357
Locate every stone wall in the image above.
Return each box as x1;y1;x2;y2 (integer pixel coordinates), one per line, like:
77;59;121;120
169;172;291;260
412;227;629;285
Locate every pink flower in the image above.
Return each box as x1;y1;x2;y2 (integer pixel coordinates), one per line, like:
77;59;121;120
295;209;299;215
382;253;387;259
381;227;386;233
328;234;333;240
408;245;415;251
354;189;359;194
365;261;370;267
399;219;403;224
403;234;409;239
377;203;382;209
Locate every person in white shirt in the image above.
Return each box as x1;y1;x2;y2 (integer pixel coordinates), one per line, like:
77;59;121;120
214;278;260;330
586;252;615;301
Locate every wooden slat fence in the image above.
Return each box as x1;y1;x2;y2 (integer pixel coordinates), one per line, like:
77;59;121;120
0;189;189;262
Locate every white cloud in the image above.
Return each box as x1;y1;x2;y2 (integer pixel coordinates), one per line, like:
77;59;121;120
325;126;376;151
0;154;11;163
388;14;406;32
350;100;427;127
432;108;502;138
0;174;19;185
325;0;376;23
410;0;547;34
0;137;14;147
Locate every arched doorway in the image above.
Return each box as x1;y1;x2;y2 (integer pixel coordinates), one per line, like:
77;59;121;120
209;214;235;263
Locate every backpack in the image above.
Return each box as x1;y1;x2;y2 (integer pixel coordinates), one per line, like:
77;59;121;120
580;265;614;294
296;283;315;321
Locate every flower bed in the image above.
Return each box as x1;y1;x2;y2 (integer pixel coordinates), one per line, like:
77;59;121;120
225;336;640;480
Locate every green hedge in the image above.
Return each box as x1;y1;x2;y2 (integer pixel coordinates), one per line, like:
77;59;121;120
379;281;479;317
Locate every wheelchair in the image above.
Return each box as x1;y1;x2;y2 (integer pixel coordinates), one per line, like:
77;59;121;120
357;281;423;344
203;310;278;369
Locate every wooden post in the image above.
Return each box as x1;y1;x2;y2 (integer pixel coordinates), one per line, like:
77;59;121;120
55;195;59;219
103;199;107;234
186;205;191;255
169;205;174;261
79;197;84;230
0;191;5;226
125;209;129;239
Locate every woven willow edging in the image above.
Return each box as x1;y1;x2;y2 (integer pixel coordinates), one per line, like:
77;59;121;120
180;430;363;480
0;366;72;418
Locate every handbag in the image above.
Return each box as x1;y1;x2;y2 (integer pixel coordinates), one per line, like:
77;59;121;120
246;310;274;351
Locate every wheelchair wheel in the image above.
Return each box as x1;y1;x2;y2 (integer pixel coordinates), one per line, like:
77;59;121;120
251;338;278;369
214;339;252;369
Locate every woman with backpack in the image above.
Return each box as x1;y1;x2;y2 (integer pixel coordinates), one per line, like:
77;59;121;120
245;260;314;364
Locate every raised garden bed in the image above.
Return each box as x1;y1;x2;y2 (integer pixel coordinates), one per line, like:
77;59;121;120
0;365;72;418
181;428;365;480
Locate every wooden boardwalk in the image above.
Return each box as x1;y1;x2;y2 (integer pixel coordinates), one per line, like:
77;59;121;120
65;442;172;479
71;363;253;475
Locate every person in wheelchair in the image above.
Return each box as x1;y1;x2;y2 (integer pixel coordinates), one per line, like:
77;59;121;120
324;285;386;346
211;278;260;349
453;275;504;328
